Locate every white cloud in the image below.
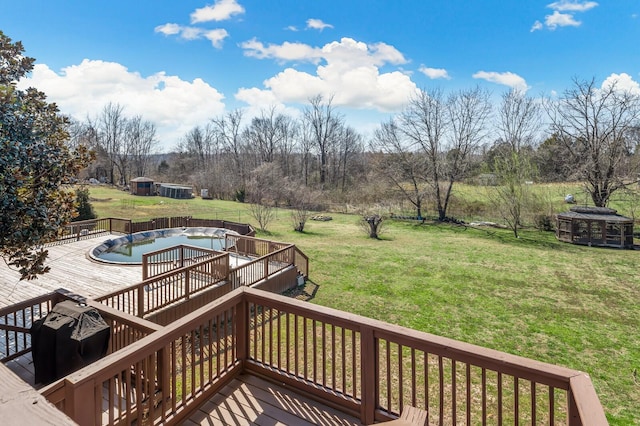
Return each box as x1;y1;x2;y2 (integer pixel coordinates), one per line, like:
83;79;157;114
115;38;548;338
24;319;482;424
285;25;299;32
532;1;597;31
155;23;181;36
237;37;416;112
472;71;529;91
203;29;230;48
306;18;333;31
601;73;640;94
191;0;245;23
17;60;226;150
547;1;598;12
241;38;323;63
155;24;229;48
545;11;581;29
419;66;451;80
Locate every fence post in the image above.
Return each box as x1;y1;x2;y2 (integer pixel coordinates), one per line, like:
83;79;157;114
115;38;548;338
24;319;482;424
360;327;377;425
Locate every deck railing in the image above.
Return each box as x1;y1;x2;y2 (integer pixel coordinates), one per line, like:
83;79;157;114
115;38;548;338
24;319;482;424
0;292;63;363
52;218;132;243
45;287;607;426
96;253;230;318
50;290;243;426
0;292;159;365
294;245;309;278
229;245;296;288
141;244;222;280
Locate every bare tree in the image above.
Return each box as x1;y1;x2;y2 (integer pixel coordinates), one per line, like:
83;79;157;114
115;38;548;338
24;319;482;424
298;123;316;186
372;119;429;218
443;86;492;216
390;87;491;220
491;150;536;238
490;89;541;237
399;89;448;219
286;180;319;232
246;163;283;231
335;126;363;192
95;102;127;185
303;95;344;186
211;110;246;189
361;214;384;239
182;123;216;171
546;77;640;207
244;106;284;164
127;116;157;178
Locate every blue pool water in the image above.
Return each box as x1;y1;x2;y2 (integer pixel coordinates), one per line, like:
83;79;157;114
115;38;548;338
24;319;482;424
91;228;228;264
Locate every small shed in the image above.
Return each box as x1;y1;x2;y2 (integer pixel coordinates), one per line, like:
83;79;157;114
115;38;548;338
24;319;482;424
556;206;634;248
158;183;193;199
130;177;155;196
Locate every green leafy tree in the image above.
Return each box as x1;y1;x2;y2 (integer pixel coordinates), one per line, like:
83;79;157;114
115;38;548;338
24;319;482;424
0;31;93;280
73;187;96;221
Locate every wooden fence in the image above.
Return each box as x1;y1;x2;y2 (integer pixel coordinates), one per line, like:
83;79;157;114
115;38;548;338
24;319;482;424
52;217;255;245
42;287;606;426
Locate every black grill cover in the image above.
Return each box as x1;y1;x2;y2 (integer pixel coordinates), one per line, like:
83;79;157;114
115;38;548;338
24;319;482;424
31;301;110;384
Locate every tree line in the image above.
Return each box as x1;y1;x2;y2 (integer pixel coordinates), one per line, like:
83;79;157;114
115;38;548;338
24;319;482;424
78;79;640;228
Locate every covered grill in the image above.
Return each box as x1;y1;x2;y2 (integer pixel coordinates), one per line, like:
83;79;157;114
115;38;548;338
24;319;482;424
30;301;110;384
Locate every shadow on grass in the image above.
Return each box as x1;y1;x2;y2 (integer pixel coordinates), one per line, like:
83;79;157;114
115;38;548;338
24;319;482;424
283;279;320;302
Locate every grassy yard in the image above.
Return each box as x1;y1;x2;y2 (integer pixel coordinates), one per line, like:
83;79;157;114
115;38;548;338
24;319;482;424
86;185;639;424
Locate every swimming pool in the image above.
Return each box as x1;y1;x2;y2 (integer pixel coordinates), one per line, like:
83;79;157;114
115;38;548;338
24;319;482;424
90;227;232;264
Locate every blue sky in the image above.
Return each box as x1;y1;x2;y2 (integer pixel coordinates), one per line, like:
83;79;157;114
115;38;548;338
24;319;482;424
2;0;639;151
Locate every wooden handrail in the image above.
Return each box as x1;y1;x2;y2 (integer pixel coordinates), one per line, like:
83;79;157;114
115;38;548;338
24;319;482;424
96;252;230;317
142;244;222;280
40;287;606;426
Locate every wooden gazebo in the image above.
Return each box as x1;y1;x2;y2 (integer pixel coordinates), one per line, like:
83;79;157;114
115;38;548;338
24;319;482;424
556;206;634;248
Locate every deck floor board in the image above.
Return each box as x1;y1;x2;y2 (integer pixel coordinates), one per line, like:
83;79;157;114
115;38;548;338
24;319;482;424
186;374;362;426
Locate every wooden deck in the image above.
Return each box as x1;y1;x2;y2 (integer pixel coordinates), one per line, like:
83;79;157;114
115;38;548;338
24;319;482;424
4;351;363;426
186;374;362;426
0;236;143;308
0;235;249;309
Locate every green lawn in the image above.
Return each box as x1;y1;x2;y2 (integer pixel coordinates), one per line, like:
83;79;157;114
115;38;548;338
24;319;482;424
87;185;639;424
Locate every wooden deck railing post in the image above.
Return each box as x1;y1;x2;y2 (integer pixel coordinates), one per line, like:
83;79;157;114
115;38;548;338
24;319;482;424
185;269;191;299
568;374;609;426
138;285;145;318
236;294;248;368
64;378;96;426
142;256;148;281
360;327;377;425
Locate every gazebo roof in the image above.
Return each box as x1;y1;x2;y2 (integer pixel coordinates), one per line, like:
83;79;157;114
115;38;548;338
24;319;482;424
557;206;633;223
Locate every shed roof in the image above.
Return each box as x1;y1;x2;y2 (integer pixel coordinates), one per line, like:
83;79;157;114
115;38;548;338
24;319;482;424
130;177;154;182
557;206;633;223
159;183;192;190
